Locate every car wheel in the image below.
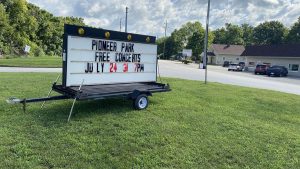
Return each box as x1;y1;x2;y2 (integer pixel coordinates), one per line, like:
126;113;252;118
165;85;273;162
134;94;149;110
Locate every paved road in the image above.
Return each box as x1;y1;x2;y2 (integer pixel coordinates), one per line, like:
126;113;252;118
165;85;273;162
1;60;300;95
158;60;300;95
0;67;61;72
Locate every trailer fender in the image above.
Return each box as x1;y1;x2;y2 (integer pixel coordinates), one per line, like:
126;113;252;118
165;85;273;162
128;90;152;100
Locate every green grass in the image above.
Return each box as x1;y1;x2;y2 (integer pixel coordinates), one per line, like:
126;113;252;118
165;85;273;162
0;73;299;168
0;56;61;68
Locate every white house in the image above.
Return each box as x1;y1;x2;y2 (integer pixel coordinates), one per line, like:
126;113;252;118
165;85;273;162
206;44;245;65
241;44;300;77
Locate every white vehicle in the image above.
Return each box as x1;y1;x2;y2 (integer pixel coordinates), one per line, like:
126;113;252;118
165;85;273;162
228;63;242;71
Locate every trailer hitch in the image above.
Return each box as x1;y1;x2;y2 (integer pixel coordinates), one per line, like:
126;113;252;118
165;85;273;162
6;95;69;113
6;98;27;112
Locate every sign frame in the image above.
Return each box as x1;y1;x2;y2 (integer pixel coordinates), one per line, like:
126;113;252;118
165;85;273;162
182;49;192;57
62;24;157;87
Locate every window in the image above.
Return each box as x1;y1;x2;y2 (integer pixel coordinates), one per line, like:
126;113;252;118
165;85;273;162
289;64;299;71
236;58;239;61
249;62;255;66
223;57;225;60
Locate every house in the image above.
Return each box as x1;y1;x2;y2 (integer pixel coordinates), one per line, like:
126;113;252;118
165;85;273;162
206;44;245;65
241;44;300;77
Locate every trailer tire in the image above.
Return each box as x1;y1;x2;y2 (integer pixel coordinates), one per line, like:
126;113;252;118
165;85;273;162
134;94;149;110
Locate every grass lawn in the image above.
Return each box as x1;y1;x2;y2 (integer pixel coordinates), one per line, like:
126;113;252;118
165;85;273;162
0;56;61;68
0;73;299;168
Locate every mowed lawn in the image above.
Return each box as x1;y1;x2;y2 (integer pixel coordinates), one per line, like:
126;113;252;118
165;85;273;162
0;73;299;168
0;56;61;68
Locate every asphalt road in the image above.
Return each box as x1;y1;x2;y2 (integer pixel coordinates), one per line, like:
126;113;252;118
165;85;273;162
158;60;300;95
1;60;300;95
0;67;61;72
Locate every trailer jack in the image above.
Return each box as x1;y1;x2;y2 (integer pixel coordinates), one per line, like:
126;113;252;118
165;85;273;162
22;99;26;113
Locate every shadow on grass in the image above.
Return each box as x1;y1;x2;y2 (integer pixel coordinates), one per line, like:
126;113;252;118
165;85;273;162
32;98;135;125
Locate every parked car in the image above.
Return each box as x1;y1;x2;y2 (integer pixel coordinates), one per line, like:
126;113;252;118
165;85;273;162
223;61;230;67
238;62;245;70
238;62;245;67
266;66;288;77
254;64;269;75
228;63;242;71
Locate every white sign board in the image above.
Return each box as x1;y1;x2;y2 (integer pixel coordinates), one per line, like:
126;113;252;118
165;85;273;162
65;36;157;86
182;49;192;57
24;45;31;53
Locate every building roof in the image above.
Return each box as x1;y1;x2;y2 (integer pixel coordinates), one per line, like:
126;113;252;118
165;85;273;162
211;44;245;56
241;44;300;57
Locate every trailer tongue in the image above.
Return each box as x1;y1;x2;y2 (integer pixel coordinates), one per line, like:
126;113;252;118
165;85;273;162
7;24;171;121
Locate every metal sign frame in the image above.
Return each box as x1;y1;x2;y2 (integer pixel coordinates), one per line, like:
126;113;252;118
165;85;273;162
62;24;157;87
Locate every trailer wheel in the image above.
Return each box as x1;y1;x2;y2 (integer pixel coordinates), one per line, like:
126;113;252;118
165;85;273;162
134;94;149;110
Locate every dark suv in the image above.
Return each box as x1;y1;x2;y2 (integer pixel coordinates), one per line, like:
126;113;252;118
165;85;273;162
223;61;230;67
255;64;269;75
266;66;288;77
238;62;245;70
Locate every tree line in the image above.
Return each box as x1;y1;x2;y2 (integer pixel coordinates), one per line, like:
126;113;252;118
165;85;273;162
0;0;85;57
0;0;300;59
157;18;300;61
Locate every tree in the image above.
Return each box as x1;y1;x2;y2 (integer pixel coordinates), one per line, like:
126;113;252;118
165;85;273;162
169;22;205;57
241;24;254;45
253;21;287;45
213;28;226;44
0;3;13;54
0;0;85;56
186;28;205;61
213;24;244;45
164;36;177;59
186;28;214;61
224;23;244;45
156;37;167;56
286;17;300;44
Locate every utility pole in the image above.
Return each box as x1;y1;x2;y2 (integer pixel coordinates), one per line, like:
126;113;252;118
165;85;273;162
119;18;122;31
125;7;128;32
202;0;211;84
163;20;167;60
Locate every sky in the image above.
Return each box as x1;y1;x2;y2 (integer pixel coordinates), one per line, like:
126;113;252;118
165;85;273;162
27;0;300;38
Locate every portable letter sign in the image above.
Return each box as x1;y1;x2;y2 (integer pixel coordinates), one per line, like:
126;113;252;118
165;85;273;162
7;24;170;121
62;24;157;87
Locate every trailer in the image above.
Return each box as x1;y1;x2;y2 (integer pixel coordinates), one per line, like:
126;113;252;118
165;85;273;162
7;24;170;121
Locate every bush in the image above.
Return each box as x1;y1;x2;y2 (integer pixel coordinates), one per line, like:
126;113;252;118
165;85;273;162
182;59;192;64
33;47;45;57
4;55;18;59
47;51;55;56
26;41;45;57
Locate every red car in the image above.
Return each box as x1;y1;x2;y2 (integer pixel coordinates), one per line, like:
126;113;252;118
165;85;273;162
254;64;269;75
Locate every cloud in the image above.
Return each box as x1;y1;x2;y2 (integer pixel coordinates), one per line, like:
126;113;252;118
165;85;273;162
27;0;300;37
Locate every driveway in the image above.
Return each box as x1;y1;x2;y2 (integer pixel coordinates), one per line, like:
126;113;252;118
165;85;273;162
1;60;300;95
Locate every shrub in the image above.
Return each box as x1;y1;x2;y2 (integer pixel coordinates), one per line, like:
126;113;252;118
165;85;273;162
182;59;192;64
33;47;45;57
